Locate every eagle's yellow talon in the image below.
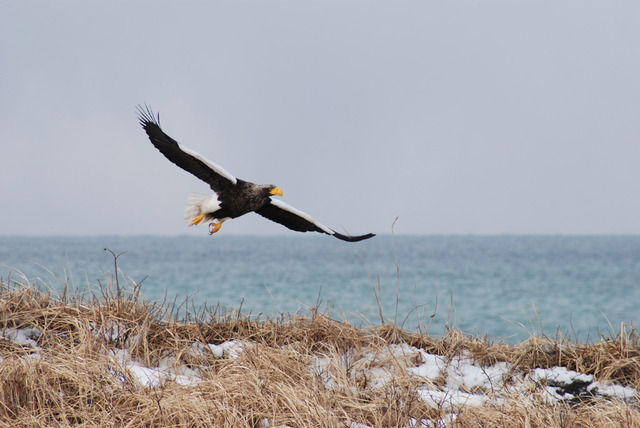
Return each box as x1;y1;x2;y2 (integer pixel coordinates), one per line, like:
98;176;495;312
208;221;223;235
192;213;206;226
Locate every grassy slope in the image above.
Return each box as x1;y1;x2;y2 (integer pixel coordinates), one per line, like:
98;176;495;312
0;277;639;427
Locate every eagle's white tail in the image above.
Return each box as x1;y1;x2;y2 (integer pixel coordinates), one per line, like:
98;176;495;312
184;193;221;226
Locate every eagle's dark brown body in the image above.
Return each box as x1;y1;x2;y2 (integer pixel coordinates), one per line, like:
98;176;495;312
214;181;275;219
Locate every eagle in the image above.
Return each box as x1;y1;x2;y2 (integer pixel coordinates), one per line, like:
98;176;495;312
137;106;375;242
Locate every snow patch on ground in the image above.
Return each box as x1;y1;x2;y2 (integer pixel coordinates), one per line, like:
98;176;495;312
0;327;42;350
310;342;638;420
107;348;203;388
208;340;245;360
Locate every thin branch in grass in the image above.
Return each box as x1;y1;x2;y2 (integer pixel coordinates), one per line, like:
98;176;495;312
375;274;384;325
391;216;400;326
103;248;127;300
132;275;147;303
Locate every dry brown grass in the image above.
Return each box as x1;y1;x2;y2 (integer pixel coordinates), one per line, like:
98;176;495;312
0;276;639;427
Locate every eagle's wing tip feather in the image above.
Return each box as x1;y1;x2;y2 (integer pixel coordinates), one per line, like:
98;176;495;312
136;104;160;127
332;231;376;242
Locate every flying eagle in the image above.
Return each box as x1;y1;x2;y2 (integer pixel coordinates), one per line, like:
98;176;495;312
137;106;375;242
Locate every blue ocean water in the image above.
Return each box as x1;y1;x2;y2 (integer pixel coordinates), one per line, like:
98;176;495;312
1;235;638;342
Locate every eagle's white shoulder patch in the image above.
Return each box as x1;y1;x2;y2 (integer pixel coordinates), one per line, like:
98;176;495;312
180;145;238;185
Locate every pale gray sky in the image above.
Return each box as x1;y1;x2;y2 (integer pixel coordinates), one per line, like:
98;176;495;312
1;1;639;236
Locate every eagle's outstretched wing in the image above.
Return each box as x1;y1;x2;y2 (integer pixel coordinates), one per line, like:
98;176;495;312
137;105;237;192
256;199;375;242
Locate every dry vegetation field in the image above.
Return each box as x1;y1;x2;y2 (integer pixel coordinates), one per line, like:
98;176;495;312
0;270;639;427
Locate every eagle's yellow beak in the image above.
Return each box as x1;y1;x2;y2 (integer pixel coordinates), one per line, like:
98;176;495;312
270;187;283;197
